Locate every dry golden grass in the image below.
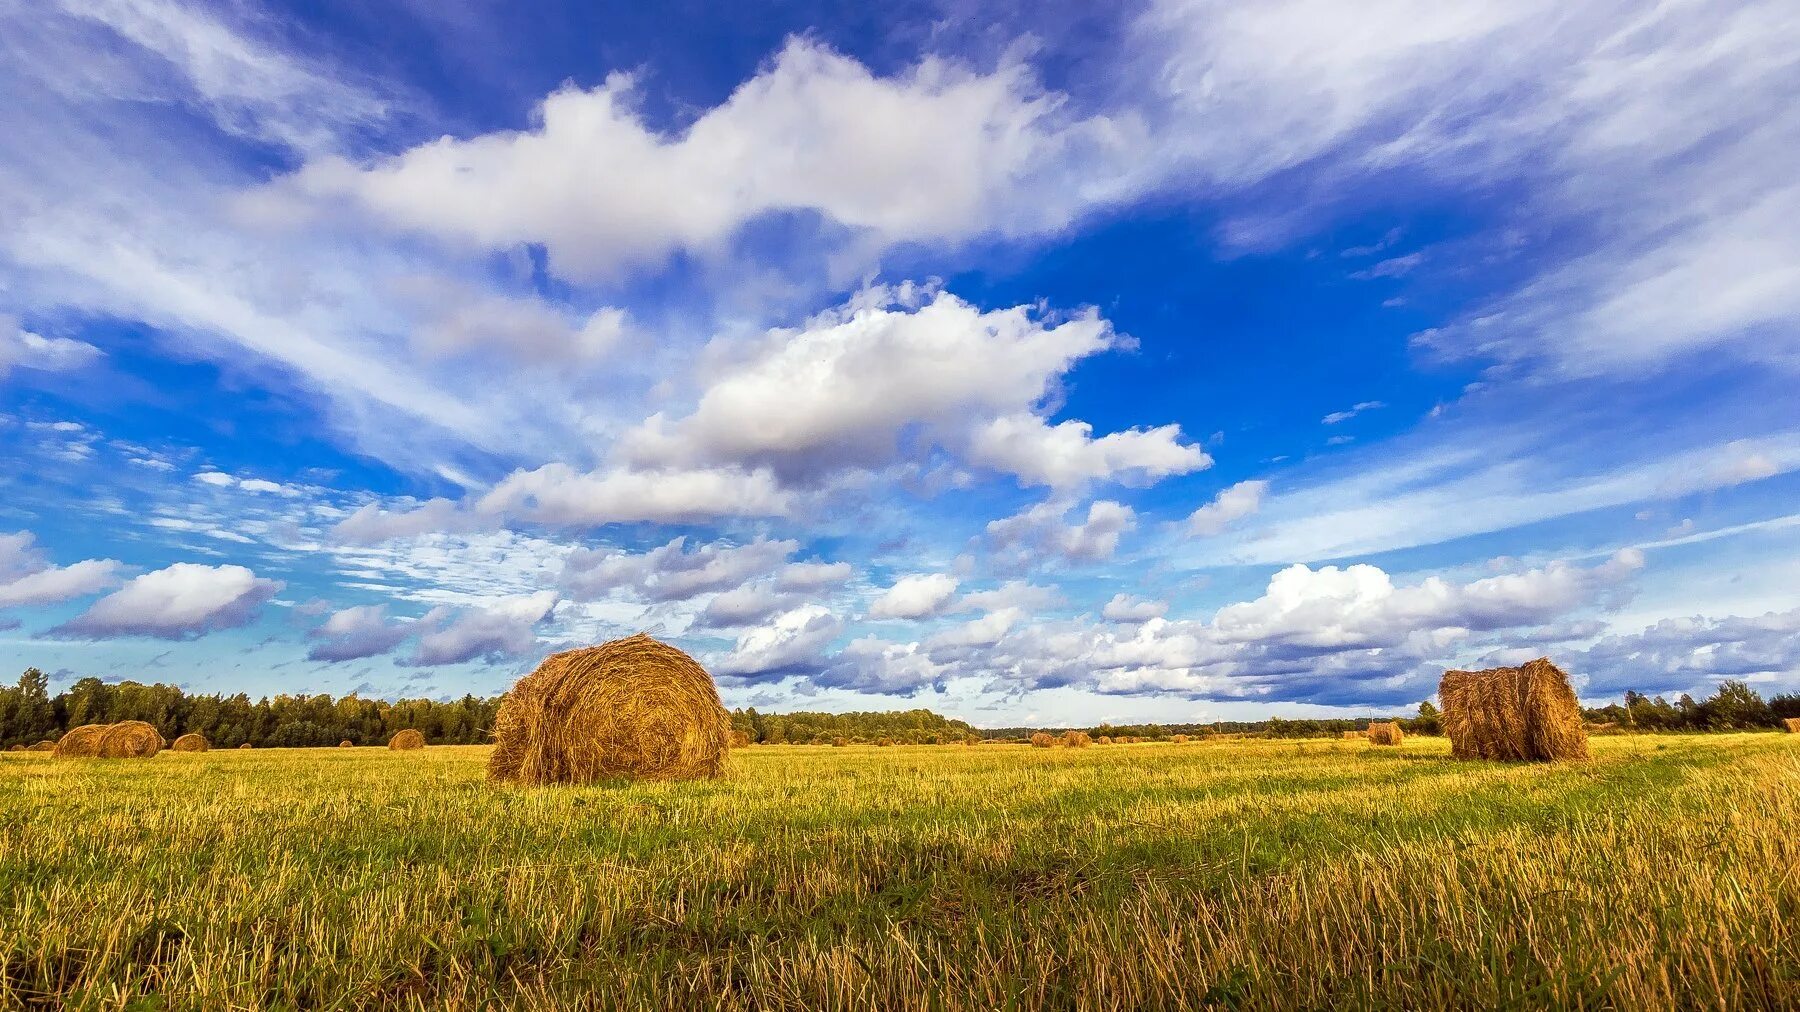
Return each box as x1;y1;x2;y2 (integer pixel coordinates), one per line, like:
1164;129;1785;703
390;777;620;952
0;734;1794;1009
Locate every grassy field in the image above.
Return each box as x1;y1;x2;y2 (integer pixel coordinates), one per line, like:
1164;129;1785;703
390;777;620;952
1;734;1796;1010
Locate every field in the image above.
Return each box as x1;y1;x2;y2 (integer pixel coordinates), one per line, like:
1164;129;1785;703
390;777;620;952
2;735;1796;1010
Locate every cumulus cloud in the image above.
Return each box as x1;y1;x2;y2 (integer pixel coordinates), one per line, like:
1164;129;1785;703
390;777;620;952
331;498;482;544
818;636;944;694
713;604;842;678
869;573;960;620
306;603;413;662
53;563;282;639
478;463;793;525
987;499;1135;563
410;591;556;666
272;39;1125;279
1102;593;1168;623
561;536;797;602
1576;607;1800;696
620;287;1203;488
1186;480;1269;536
0;532;121;608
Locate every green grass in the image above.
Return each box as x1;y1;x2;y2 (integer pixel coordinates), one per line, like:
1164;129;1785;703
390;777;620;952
2;734;1796;1010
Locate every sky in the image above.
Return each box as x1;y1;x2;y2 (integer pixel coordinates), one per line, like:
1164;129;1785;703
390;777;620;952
1;0;1797;727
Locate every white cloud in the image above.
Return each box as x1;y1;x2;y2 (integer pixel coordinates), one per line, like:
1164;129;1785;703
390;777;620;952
411;590;556;666
620;287;1201;487
0;318;102;378
1102;593;1168;623
273;39;1125;279
1322;401;1385;425
774;560;854;592
869;573;960;620
988;499;1136;563
306;603;413;662
331;498;484;544
478;463;793;525
53;562;281;638
1186;479;1269;536
560;536;797;602
713;604;842;678
0;532;121;608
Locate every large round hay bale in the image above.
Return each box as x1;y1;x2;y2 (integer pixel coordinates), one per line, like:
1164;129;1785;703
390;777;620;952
389;729;426;750
28;740;55;752
171;733;209;752
1440;657;1588;761
53;724;110;757
1062;730;1092;748
96;721;164;758
338;740;354;748
1029;732;1055;748
488;633;729;785
1366;721;1404;746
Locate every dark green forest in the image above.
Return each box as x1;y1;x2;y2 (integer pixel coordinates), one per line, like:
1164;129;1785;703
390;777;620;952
1;668;1794;749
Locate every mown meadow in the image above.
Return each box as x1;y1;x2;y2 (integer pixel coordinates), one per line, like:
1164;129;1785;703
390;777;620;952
1;734;1795;1010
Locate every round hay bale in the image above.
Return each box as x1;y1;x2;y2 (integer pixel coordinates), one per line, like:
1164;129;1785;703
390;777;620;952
728;729;752;748
1782;717;1800;734
1366;721;1404;747
831;736;848;747
1062;730;1092;748
96;721;164;758
53;724;110;757
6;744;22;752
389;729;426;750
28;740;55;752
1171;734;1191;744
488;632;729;785
1440;657;1588;762
171;733;210;752
338;740;354;748
238;742;253;749
1096;735;1113;745
1029;732;1055;748
875;736;896;747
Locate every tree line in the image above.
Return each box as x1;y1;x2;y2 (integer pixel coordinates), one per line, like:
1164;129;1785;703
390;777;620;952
2;670;1794;750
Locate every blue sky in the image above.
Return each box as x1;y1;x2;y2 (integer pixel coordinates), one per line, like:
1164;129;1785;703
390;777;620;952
2;0;1797;725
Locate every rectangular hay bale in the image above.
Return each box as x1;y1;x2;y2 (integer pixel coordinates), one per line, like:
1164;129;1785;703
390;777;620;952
1439;657;1589;762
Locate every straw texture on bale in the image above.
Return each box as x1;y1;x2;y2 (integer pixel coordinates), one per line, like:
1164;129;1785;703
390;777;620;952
1062;730;1092;748
53;724;109;757
171;733;209;752
488;633;729;785
96;721;164;758
389;729;425;750
1440;657;1589;762
1783;717;1800;733
29;740;55;752
1366;721;1404;746
1029;732;1055;748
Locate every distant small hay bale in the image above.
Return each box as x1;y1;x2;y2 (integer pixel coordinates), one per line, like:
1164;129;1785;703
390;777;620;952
96;721;165;758
1062;730;1092;748
1029;732;1056;748
875;736;896;747
1440;657;1589;762
171;733;210;752
488;632;729;786
6;744;21;752
1366;721;1404;747
728;729;752;748
831;736;848;747
1783;717;1800;733
238;743;253;749
1341;730;1362;740
1171;734;1190;744
29;740;56;752
53;723;111;757
339;740;354;748
389;729;426;750
1096;735;1113;745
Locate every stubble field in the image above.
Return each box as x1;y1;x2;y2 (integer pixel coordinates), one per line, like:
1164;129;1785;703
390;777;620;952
1;734;1796;1010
